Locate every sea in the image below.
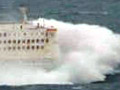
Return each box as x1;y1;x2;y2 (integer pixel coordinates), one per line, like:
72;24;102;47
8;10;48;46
0;0;120;90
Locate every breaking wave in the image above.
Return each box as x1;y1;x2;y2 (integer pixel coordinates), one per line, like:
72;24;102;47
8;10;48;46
0;18;120;85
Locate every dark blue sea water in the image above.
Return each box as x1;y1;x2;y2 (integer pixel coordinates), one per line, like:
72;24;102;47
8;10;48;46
0;0;120;90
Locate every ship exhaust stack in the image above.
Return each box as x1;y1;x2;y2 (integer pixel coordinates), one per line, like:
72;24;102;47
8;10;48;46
19;5;28;23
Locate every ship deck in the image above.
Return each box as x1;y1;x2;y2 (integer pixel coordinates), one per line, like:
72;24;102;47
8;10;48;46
0;23;38;31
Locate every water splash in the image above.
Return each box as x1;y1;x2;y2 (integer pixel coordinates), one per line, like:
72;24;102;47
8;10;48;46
0;18;120;85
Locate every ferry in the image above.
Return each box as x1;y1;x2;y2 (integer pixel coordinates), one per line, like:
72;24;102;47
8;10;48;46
0;6;58;62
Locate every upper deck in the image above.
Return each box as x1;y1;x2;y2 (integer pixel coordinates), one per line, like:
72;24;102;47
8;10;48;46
0;22;40;31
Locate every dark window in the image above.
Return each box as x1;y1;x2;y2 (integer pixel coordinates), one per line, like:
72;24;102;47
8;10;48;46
36;46;39;49
8;47;11;50
27;39;30;44
27;46;30;50
0;33;2;37
18;46;20;50
8;40;11;44
41;39;44;43
0;41;1;44
13;40;16;44
46;32;48;37
13;46;16;50
41;46;44;49
4;33;6;37
32;46;35;50
22;40;25;43
18;40;20;44
4;40;6;44
32;39;35;43
46;38;49;43
36;39;39;43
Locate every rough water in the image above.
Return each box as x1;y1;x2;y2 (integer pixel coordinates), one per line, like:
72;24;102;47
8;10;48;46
0;0;120;90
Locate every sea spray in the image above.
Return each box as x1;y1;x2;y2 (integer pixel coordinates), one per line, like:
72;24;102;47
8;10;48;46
0;18;120;85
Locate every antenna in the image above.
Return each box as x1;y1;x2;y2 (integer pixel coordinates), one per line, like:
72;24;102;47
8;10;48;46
43;18;45;27
19;4;28;23
40;15;45;27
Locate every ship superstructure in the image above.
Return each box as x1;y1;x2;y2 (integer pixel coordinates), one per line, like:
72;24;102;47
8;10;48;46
0;22;58;60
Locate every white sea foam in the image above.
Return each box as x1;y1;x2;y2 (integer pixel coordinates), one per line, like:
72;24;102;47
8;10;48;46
0;18;120;85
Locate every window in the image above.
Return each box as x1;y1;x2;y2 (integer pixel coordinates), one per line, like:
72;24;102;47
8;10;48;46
22;46;25;49
27;46;29;49
46;38;49;43
36;39;39;43
24;33;26;36
8;47;11;50
32;39;35;43
27;39;30;44
36;46;39;49
41;39;44;43
18;46;20;50
13;46;16;50
22;40;25;43
4;33;6;37
18;40;20;44
4;40;6;44
41;46;44;49
13;40;16;44
46;32;48;37
32;46;35;50
8;40;11;44
0;33;1;37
